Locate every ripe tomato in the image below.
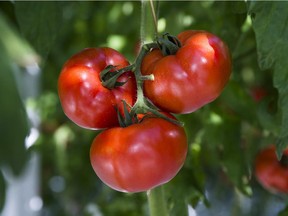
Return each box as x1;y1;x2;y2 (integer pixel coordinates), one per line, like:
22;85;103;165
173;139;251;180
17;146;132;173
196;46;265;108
141;30;232;114
255;145;288;194
90;116;188;192
250;86;267;102
58;48;136;129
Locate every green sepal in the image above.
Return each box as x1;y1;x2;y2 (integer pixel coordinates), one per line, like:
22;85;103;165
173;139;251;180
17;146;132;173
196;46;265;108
114;81;127;88
100;65;116;80
116;100;138;127
100;64;134;89
156;33;182;56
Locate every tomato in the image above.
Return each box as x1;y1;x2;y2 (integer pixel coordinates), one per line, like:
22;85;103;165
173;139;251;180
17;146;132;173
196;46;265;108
141;30;232;114
255;145;288;194
90;116;187;192
58;48;136;129
250;86;267;102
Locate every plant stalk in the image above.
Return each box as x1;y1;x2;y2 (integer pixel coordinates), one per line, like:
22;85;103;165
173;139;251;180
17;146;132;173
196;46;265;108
147;186;169;216
149;0;158;34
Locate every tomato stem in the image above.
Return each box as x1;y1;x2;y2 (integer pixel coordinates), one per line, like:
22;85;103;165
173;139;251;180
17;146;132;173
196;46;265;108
149;0;158;35
129;42;184;126
109;40;184;126
140;74;154;81
147;186;169;216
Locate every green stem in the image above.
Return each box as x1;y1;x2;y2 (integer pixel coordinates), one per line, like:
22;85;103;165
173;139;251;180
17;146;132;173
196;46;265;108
130;43;183;126
140;0;157;44
147;186;169;216
130;42;157;115
140;0;148;44
149;0;158;34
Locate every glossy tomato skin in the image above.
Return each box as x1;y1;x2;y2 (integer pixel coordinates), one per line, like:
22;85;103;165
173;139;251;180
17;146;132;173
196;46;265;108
255;145;288;194
90;117;188;193
142;30;232;114
58;48;136;130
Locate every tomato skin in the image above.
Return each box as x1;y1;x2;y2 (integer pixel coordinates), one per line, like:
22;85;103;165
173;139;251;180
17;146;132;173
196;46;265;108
255;145;288;194
142;30;232;114
90;117;188;193
58;48;136;129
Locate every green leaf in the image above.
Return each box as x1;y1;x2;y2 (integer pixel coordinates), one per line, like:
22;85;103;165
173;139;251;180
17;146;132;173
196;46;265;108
14;2;62;59
203;114;251;196
248;1;288;157
219;81;257;124
0;11;37;66
0;38;29;175
257;96;281;135
165;166;208;216
0;171;6;212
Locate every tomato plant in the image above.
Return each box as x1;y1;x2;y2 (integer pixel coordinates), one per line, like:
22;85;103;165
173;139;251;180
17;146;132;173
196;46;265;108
58;47;136;130
141;30;232;114
255;145;288;194
90;116;187;193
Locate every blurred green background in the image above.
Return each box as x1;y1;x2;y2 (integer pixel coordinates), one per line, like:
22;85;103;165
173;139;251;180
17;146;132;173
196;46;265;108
0;1;288;216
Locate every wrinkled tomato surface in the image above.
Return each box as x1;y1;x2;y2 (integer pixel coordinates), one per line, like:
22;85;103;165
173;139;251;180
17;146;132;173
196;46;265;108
142;30;231;114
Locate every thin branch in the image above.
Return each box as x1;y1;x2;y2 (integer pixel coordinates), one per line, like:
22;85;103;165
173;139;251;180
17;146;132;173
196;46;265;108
149;0;158;34
140;0;147;45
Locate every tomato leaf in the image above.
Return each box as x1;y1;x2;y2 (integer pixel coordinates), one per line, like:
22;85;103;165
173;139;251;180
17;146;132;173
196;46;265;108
14;2;62;59
203;113;252;196
0;171;6;212
219;81;257;124
165;167;208;216
248;1;288;157
0;38;29;175
257;97;281;135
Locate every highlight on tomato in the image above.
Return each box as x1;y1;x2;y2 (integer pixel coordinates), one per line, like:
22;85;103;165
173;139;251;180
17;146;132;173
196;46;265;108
58;47;136;130
90;115;188;193
254;145;288;194
141;30;232;114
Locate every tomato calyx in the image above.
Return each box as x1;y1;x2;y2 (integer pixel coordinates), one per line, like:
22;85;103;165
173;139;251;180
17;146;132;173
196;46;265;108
116;97;182;127
156;33;182;56
116;100;139;127
100;64;135;89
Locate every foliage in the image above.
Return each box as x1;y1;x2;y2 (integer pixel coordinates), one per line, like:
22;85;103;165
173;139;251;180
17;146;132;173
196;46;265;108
1;1;288;216
0;12;30;176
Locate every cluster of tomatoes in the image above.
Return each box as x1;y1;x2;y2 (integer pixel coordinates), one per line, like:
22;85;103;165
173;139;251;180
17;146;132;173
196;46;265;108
58;30;232;193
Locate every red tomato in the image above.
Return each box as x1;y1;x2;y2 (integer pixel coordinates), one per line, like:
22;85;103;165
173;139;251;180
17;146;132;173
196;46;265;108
90;116;188;192
250;86;267;102
58;48;136;129
141;30;232;114
255;145;288;194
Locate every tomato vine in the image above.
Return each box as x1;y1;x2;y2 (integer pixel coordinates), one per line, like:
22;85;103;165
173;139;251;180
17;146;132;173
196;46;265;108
57;1;232;215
